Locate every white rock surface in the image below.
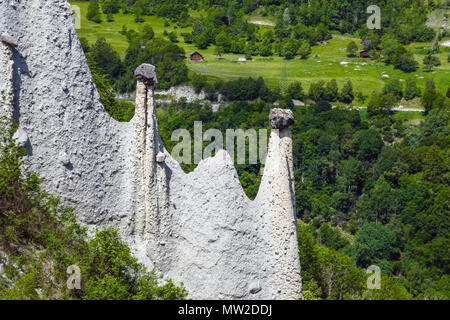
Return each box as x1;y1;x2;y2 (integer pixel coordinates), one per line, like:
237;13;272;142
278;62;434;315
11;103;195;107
0;0;133;231
12;126;29;147
269;108;295;129
155;85;206;103
156;152;166;163
0;0;301;300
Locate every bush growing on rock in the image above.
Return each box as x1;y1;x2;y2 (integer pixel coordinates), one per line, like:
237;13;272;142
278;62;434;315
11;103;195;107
0;117;187;300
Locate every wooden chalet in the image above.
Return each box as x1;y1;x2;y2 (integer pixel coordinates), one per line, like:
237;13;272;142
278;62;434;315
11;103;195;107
190;51;204;61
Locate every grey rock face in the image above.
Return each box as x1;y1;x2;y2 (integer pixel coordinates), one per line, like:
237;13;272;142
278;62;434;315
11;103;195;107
269;108;295;129
156;152;166;163
134;63;158;86
155;85;206;103
0;0;132;230
12;127;29;147
249;281;262;294
0;1;301;300
1;34;18;48
59;151;70;166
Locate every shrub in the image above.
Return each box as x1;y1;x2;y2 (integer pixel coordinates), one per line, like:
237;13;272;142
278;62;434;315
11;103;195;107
0;118;187;300
351;222;400;267
347;41;358;57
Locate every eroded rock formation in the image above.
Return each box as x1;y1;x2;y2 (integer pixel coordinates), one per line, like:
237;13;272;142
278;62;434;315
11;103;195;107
0;0;301;299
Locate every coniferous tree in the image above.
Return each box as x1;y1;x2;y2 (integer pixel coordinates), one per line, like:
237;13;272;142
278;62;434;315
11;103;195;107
87;1;102;23
426;77;436;90
298;40;311;59
340;80;354;104
423;55;441;71
325;79;339;102
405;78;421;100
347;41;358;57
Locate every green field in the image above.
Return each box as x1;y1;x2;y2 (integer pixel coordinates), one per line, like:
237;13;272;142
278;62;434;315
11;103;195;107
70;1;449;105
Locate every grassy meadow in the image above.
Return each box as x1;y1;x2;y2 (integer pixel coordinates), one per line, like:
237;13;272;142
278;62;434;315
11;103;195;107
70;1;449;108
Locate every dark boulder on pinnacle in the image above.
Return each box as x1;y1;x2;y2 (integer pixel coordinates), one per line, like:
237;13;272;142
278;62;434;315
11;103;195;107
1;34;18;48
134;63;158;86
269;108;294;129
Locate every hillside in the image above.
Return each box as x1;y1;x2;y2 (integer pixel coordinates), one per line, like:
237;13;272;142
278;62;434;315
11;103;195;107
70;1;450;100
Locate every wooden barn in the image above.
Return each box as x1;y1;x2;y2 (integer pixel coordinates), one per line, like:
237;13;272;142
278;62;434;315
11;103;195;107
359;50;370;58
190;51;204;61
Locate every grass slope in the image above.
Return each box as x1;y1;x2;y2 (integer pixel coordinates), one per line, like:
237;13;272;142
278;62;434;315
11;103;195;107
70;1;449;105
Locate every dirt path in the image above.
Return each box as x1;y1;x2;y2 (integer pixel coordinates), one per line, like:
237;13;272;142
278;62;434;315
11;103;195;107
441;40;450;48
248;19;275;27
332;106;424;112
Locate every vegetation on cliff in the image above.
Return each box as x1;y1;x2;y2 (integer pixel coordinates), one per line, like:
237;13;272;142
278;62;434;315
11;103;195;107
73;1;449;300
0;116;188;300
